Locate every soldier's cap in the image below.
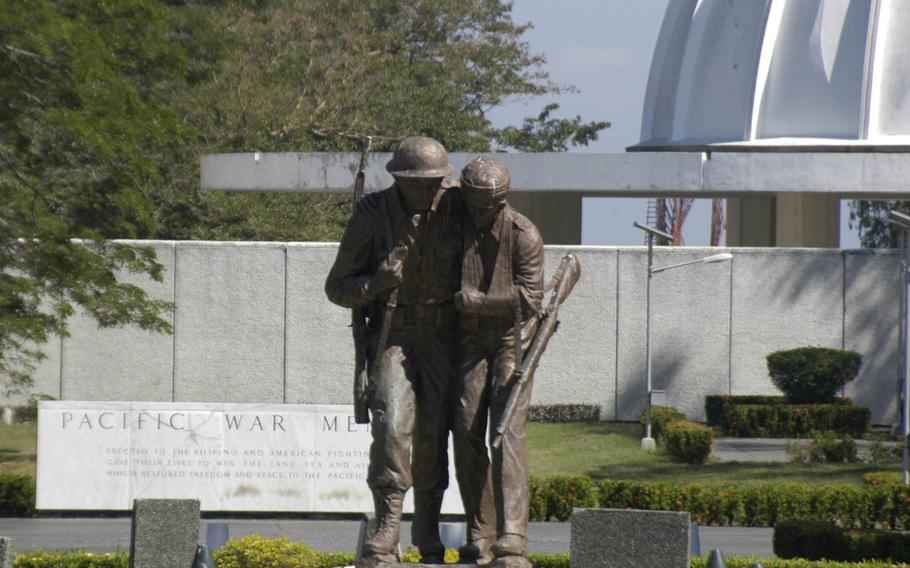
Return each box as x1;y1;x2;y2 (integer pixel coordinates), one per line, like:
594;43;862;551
386;136;453;179
460;156;510;199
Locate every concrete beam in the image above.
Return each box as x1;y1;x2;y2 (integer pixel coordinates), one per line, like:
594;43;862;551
201;151;910;198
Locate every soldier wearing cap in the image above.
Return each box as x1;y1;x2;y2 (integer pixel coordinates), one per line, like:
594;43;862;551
453;156;544;567
325;136;462;566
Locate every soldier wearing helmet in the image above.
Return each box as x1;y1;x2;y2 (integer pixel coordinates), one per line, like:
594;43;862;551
452;156;544;567
325;136;462;567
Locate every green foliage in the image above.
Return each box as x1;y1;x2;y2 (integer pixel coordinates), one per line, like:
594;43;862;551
774;520;910;562
399;547;459;564
14;551;127;568
542;476;599;521
664;420;714;464
159;0;610;242
864;471;904;486
706;395;854;426
316;552;355;568
850;200;910;248
213;535;321;568
719;404;870;438
808;431;859;464
767;348;863;404
494;103;610;151
0;0;215;391
529;404;600;423
527;553;571;568
0;474;35;516
528;476;910;528
641;406;686;440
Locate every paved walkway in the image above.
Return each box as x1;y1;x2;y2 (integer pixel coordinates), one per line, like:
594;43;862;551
0;518;775;558
712;437;894;462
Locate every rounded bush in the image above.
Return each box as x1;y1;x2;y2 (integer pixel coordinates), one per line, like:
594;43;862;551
766;347;862;404
213;535;320;568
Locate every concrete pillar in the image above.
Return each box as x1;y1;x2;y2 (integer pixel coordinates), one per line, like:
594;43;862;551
725;197;776;246
726;194;840;248
508;192;582;245
775;193;840;248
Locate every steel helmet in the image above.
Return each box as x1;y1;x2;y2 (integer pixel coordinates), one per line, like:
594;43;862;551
386;136;453;178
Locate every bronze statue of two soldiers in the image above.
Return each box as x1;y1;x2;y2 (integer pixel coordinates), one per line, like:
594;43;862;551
326;137;578;568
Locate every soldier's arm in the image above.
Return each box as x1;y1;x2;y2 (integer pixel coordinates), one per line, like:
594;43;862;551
459;222;544;319
512;223;545;319
324;207;376;308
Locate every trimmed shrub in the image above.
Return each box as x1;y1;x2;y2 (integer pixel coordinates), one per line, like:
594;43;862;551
528;553;570;568
767;347;862;404
542;476;599;521
663;420;713;464
640;406;686;440
807;430;858;463
317;552;355;568
774;520;910;562
719;404;870;438
705;395;853;426
864;472;903;486
213;535;321;568
0;474;35;517
529;404;600;423
14;552;128;568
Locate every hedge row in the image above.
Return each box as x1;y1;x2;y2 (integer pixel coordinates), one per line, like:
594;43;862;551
15;550;910;568
13;552;910;568
0;474;35;517
774;520;910;562
705;395;853;426
529;404;600;423
718;404;870;438
13;549;570;568
528;476;910;528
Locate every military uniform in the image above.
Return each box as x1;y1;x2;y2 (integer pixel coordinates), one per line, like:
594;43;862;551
325;137;462;566
452;158;545;567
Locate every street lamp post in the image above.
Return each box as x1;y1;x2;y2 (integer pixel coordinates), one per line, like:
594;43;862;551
633;222;732;451
888;210;910;485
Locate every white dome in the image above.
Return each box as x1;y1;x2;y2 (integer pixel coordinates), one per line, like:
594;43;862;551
637;0;910;148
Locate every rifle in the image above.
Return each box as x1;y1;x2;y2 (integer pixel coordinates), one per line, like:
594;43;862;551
351;137;372;424
491;254;581;449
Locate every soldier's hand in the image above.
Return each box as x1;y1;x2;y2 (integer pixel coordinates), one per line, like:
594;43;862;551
454;289;485;314
356;192;381;215
370;245;408;296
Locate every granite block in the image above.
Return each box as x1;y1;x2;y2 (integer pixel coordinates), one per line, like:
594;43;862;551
0;537;12;568
571;508;690;568
130;498;200;568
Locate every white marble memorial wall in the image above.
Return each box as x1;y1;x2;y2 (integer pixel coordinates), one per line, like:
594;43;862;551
37;401;462;514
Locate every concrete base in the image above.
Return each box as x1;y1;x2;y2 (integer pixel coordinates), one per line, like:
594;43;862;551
641;437;657;452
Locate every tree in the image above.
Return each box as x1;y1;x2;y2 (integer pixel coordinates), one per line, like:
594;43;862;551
154;0;610;241
0;0;218;392
849;200;907;248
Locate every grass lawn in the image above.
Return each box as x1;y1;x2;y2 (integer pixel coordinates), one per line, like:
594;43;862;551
526;421;895;486
0;420;895;486
0;423;37;478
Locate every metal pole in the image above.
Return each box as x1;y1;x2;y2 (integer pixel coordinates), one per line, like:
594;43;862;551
642;235;656;451
903;231;909;485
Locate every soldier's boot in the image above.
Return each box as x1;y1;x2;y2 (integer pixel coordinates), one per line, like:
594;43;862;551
412;489;446;564
458;490;495;564
491;533;529;565
359;490;405;567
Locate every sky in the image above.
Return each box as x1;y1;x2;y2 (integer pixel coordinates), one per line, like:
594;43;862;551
488;0;862;248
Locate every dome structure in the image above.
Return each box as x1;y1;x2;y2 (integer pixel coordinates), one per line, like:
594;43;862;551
637;0;910;149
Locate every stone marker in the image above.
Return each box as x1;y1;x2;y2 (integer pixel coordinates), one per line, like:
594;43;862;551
0;537;13;568
130;499;200;568
571;508;690;568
